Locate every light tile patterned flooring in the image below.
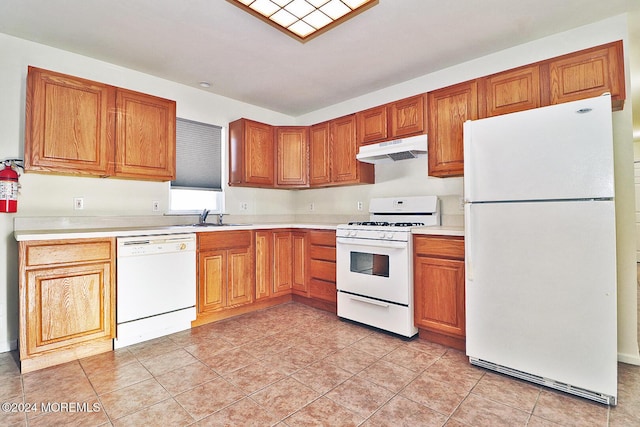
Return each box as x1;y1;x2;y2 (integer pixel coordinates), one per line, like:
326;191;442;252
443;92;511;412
1;302;639;426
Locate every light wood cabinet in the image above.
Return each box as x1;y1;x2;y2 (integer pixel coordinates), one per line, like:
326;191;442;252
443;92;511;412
308;230;337;307
291;231;308;296
480;65;541;117
19;238;115;373
546;41;625;111
427;80;477;178
356;105;388;145
197;231;253;316
229;118;275;187
330;114;375;185
414;235;465;350
254;230;273;300
389;94;426;138
25;66;176;181
309;122;331;186
276;127;309;187
114;88;176;180
356;94;426;146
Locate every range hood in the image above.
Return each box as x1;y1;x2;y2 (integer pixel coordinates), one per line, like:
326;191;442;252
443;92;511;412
356;134;427;164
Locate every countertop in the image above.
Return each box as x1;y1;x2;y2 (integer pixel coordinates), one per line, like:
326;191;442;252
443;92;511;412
14;222;464;241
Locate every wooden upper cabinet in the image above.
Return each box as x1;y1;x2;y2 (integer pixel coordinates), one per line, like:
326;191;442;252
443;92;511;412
480;65;541;118
356;94;426;145
25;66;114;176
356;105;388;145
115;88;176;180
25;66;176;181
547;41;625;111
229;118;275;187
427;80;478;177
331;114;374;184
276;126;309;187
389;94;426;138
309;122;331;186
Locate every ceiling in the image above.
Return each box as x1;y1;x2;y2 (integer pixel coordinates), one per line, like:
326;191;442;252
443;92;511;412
0;0;638;136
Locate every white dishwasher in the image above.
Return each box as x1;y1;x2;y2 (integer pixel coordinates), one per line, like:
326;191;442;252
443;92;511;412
115;233;196;349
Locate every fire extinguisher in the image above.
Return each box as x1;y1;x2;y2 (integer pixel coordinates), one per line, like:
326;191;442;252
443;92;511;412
0;159;22;213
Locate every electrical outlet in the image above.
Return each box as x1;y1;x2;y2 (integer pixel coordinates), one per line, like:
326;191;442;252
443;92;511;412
73;197;84;210
152;201;160;212
357;201;363;211
459;197;465;210
240;202;248;211
309;202;315;211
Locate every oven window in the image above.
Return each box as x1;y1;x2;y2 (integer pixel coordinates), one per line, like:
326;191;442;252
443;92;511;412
350;251;389;277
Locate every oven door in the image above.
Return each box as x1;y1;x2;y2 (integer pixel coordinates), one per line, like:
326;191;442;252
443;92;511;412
336;236;411;305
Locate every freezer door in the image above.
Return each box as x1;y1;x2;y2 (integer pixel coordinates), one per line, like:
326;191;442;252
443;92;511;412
464;95;614;202
465;200;617;398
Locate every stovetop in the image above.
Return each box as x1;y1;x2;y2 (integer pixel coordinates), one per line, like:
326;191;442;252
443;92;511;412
347;221;426;227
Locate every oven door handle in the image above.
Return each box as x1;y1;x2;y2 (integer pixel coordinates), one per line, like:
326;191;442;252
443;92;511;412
336;237;407;249
348;294;390;308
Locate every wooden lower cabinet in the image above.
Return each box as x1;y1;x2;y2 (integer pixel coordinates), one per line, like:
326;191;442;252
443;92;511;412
413;235;465;350
305;230;337;312
197;231;254;318
18;238;115;373
291;231;308;296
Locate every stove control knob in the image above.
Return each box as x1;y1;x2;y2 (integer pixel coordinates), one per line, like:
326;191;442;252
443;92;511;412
386;232;394;240
378;232;386;239
349;230;357;237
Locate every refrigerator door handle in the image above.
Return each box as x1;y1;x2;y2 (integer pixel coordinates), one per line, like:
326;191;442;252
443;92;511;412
464;202;473;282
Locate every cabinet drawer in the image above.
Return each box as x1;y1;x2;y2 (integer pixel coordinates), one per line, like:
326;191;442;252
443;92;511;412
414;236;464;259
309;259;336;282
308;230;336;246
309;245;336;262
24;240;113;267
309;278;336;303
198;231;252;251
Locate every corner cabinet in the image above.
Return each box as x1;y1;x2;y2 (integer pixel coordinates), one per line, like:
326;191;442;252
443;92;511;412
414;235;465;351
25;66;176;181
427;80;478;177
276;127;309;188
197;231;254;317
18;238;116;373
229;118;275;187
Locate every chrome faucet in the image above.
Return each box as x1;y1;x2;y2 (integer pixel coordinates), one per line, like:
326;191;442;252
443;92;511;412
199;209;210;225
217;213;224;225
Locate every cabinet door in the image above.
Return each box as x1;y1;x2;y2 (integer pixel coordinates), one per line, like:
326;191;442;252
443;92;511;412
390;94;426;138
245;120;275;186
330;115;358;183
481;65;540;117
292;231;307;295
309;122;331;186
276;127;309;187
414;256;465;338
272;231;292;295
227;247;253;306
548;41;625;110
198;250;227;313
254;231;273;300
427;80;478;177
115;89;176;180
23;262;113;356
25;66;114;176
356;105;388;145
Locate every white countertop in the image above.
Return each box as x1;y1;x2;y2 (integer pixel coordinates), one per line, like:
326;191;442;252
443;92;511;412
14;222;464;241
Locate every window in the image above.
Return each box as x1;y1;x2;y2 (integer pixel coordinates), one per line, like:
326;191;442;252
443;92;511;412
170;118;223;213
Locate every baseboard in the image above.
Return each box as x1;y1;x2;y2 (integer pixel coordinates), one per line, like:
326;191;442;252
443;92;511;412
618;352;640;366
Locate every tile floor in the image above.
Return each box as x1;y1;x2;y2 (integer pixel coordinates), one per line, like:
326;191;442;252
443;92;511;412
1;302;639;426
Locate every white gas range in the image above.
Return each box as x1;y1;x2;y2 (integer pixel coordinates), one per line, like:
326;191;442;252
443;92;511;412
336;196;440;337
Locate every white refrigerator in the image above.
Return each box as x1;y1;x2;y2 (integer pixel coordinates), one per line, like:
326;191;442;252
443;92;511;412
463;94;617;405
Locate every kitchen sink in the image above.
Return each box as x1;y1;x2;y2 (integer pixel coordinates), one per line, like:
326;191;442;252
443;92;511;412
188;223;250;227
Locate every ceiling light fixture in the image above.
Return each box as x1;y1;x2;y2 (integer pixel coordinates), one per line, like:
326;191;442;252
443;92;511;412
228;0;378;43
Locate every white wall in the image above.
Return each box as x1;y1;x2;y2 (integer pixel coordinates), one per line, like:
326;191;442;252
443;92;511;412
0;14;637;363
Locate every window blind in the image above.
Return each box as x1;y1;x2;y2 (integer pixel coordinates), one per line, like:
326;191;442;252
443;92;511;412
172;118;222;190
